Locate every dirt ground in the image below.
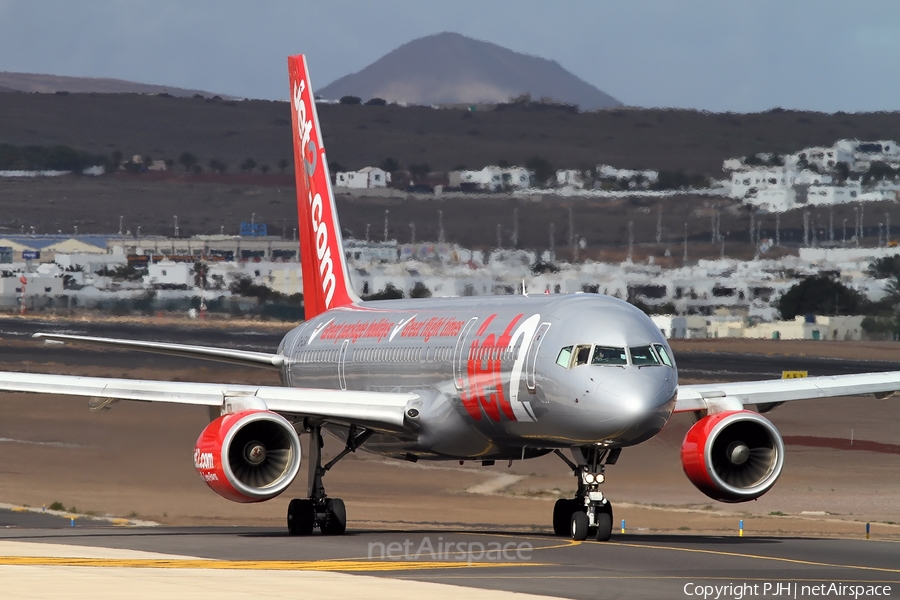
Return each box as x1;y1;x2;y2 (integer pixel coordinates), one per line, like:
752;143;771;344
671;337;900;363
0;328;898;540
4;173;895;263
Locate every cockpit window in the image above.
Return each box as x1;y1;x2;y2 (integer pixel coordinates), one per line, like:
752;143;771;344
630;345;661;366
573;345;592;366
653;344;673;367
591;346;628;365
556;346;573;368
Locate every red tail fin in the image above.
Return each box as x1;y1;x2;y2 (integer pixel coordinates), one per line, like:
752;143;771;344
288;55;359;320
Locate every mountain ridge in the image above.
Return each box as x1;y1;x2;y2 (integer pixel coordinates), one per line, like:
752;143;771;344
318;32;621;110
0;71;228;98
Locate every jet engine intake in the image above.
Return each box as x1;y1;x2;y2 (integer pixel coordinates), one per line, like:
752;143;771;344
681;410;784;503
194;409;301;503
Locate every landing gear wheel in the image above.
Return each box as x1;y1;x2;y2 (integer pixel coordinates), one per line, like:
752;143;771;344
570;511;589;541
287;498;314;536
595;511;612;542
321;498;347;535
552;499;577;536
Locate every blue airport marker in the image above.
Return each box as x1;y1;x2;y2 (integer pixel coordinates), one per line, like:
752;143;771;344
70;518;75;527
866;523;870;540
621;519;626;534
739;519;744;537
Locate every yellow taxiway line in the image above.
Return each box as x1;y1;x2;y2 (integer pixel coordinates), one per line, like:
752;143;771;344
0;557;545;571
606;541;900;574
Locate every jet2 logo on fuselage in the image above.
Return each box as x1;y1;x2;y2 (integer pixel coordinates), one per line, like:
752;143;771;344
460;313;540;423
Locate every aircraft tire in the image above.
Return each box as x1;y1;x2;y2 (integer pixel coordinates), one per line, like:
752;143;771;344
570;511;589;541
595;511;612;542
552;499;576;536
287;498;315;536
321;498;347;535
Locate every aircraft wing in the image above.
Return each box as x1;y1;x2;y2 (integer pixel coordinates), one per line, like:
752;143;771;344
32;333;283;370
0;371;415;433
675;371;900;413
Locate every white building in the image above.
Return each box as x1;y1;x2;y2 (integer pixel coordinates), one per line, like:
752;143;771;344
56;254;127;273
650;315;687;339
0;272;64;306
806;184;861;206
335;167;390;188
268;266;303;295
742;315;865;341
451;167;532;191
747;187;797;212
143;261;193;287
344;240;399;263
556;169;586;189
729;167;831;199
596;165;658;185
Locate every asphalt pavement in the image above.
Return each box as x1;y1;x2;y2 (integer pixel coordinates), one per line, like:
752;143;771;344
0;526;896;599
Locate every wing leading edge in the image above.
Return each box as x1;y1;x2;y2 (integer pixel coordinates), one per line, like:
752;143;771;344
0;370;415;433
676;371;900;413
33;333;284;371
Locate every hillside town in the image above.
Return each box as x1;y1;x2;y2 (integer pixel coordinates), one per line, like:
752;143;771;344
3;135;900;339
1;216;898;341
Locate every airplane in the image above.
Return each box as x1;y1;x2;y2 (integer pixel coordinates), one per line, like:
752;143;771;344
1;54;899;542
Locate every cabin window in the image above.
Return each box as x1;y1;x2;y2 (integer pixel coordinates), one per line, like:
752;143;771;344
630;345;661;366
556;346;572;368
653;344;673;367
591;346;627;365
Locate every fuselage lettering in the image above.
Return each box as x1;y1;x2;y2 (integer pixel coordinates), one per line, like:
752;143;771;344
308;191;336;308
460;314;524;422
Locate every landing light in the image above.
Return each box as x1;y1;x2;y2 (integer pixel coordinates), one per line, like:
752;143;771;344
582;472;604;485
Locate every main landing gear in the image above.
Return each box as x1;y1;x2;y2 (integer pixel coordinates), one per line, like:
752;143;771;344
287;425;371;536
551;446;620;542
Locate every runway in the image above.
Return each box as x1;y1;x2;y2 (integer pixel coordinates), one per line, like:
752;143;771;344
0;525;897;599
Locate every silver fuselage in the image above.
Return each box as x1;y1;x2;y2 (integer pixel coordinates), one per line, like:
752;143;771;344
277;294;677;460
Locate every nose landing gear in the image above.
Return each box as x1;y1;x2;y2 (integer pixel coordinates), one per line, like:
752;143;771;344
552;447;620;541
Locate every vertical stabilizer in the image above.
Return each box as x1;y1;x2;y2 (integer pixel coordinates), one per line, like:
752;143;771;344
288;55;360;320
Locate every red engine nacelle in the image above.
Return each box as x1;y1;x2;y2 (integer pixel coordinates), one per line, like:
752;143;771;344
194;409;302;503
681;410;785;503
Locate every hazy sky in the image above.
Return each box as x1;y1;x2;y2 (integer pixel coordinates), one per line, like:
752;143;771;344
1;0;899;113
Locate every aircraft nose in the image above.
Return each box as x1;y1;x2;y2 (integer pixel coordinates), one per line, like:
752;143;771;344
598;370;676;445
602;370;673;413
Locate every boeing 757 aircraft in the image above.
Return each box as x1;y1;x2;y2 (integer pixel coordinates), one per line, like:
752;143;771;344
1;55;898;541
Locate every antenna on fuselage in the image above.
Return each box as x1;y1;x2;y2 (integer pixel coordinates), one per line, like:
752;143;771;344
522;278;528;296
